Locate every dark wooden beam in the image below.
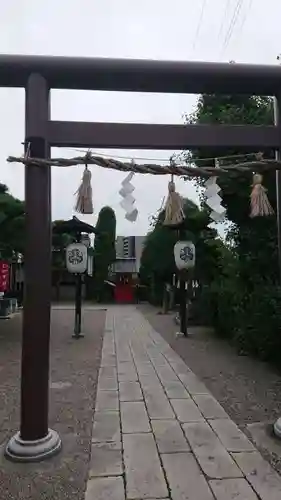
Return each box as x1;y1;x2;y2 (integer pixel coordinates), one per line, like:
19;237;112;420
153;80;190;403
48;121;280;150
1;54;281;95
21;74;51;442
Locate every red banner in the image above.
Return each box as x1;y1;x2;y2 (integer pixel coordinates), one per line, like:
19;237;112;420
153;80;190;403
0;261;10;292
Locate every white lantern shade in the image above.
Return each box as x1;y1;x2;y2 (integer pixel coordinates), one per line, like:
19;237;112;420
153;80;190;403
66;243;88;274
174;241;195;270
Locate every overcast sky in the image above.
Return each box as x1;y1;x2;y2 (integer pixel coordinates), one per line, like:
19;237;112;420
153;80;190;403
1;0;280;236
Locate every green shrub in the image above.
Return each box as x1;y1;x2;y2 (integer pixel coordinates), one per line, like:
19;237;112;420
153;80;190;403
233;283;281;362
201;269;281;364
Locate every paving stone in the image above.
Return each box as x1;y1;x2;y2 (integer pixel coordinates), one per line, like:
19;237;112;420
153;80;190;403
101;354;116;367
163;380;190;399
135;362;156;376
169;359;191;374
209;418;255;452
160;345;180;359
183;422;242;479
102;341;115;351
118;362;138;382
178;372;209;394
123;433;168;499
150;355;169;367
143;386;175;419
170;398;204;423
95;391;119;411
209;478;259;500
92;411;121;443
232;451;281;499
119;381;143;401
138;373;162;389
162;452;214;500
151;419;190;453
102;340;115;352
98;376;118;391
131;352;150;364
121;401;150;433
116;346;132;362
246;421;281;458
89;442;123;477
155;364;179;383
85;476;125;500
147;346;162;359
99;366;117;379
193;394;228;419
102;337;115;347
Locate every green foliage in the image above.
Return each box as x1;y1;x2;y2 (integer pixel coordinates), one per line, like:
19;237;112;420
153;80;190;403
93;206;116;302
0;184;25;259
52;220;75;270
186;93;281;363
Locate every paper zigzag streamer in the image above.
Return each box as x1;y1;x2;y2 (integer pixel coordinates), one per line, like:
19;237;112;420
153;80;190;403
119;171;138;222
204;176;226;225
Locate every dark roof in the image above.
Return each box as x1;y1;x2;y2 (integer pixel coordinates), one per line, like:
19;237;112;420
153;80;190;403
1;54;281;95
52;216;96;235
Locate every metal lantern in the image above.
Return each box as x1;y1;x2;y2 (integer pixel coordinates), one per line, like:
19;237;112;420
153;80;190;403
174;241;195;271
81;233;91;248
66;243;88;274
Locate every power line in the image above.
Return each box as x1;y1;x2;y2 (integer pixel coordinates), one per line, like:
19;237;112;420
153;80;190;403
217;0;233;41
68;148;173;163
192;0;208;51
59;147;260;166
231;0;253;42
221;0;245;55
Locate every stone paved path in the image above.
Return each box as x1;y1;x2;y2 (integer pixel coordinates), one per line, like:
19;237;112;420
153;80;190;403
85;306;281;500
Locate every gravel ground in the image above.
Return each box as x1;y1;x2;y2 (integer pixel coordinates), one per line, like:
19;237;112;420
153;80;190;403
0;307;105;500
139;303;281;470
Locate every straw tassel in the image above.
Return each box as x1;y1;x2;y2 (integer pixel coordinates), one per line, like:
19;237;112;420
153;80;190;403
163;175;185;226
250;173;274;217
75;164;93;214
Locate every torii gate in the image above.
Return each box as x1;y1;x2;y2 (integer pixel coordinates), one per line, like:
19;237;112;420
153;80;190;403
1;54;281;461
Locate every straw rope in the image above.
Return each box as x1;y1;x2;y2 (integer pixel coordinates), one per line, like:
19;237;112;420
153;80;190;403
6;153;281;178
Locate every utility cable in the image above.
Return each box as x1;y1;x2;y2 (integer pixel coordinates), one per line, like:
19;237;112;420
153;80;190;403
62;147;260;166
192;0;208;51
231;0;253;43
221;0;244;55
217;0;233;41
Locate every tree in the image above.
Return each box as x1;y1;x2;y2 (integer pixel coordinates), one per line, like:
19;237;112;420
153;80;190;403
186;94;277;284
186;94;281;362
93;206;116;302
0;183;25;259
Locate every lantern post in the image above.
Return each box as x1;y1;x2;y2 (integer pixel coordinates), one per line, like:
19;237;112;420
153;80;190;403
53;217;96;339
66;239;88;338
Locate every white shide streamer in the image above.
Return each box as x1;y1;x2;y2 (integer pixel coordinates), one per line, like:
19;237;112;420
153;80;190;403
204;162;226;226
119;171;138;222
